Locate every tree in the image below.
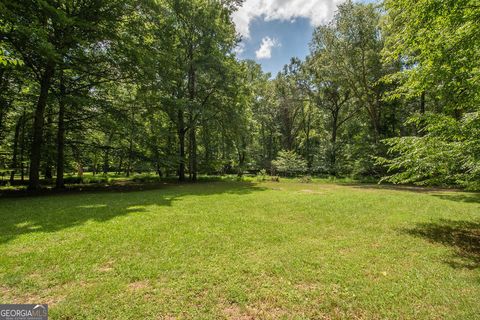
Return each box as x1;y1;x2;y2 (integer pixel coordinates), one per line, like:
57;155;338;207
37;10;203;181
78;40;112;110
272;150;308;177
0;0;136;189
0;0;476;192
311;1;390;142
380;0;480;190
305;51;359;176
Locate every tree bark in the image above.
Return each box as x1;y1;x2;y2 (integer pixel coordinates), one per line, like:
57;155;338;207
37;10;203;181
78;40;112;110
418;91;426;137
71;145;83;177
44;110;53;179
10;115;22;183
20;109;26;182
126;143;132;177
126;105;135;177
155;149;162;177
103;148;109;175
330;108;339;176
29;63;55;190
56;71;66;188
177;110;186;181
420;91;426;115
0;68;8;145
187;45;197;182
116;154;123;175
188;120;197;181
0;102;6;144
304;105;313;170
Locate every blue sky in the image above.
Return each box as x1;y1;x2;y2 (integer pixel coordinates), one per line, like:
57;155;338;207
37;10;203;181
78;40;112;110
236;17;313;76
233;0;378;76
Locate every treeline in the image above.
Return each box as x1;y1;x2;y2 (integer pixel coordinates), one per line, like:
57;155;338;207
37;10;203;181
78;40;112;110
0;0;478;190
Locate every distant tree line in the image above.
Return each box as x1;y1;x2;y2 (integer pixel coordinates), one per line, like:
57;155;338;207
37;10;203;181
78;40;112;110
0;0;478;190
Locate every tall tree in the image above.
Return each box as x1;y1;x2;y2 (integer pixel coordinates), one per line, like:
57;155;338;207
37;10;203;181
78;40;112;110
380;0;480;190
0;0;135;189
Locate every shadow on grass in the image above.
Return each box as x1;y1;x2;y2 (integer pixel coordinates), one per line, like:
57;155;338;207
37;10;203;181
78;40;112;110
404;219;480;269
0;181;265;245
431;193;480;204
344;183;457;193
346;184;480;204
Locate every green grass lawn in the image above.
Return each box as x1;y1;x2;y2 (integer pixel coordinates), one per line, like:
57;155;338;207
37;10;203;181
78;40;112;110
0;181;479;319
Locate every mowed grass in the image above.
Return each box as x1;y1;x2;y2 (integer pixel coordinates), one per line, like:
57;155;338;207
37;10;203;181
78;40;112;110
0;181;479;319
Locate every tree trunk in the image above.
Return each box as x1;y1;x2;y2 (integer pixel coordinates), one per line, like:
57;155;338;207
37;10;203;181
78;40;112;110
177;108;186;181
0;102;6;144
71;146;83;177
10;115;22;183
102;133;113;175
330;108;339;176
237;146;246;177
420;91;426;115
304;106;312;171
418;91;426;137
126;106;135;177
44;111;53;180
178;129;186;181
155;149;162;177
103;148;109;175
20;109;26;182
189;121;197;181
29;63;55;190
187;44;197;182
116;154;123;175
202;125;211;173
126;144;132;177
56;72;66;189
0;69;8;145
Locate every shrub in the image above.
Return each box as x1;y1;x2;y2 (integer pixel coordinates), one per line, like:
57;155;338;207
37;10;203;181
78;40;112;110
62;175;110;185
83;176;109;184
132;174;161;183
272;150;308;177
63;176;83;184
378;113;480;190
300;175;312;183
256;169;267;181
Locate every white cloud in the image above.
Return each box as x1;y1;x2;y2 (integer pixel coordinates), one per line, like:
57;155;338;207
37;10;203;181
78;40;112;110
232;0;346;39
255;37;280;59
233;42;245;55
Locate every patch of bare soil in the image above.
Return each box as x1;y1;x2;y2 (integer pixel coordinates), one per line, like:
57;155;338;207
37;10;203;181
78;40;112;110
222;303;289;320
223;305;255;320
97;260;115;273
298;189;323;194
127;280;150;292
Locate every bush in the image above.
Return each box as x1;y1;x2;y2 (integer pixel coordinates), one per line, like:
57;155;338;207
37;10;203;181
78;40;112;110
82;176;109;184
62;175;110;185
378;113;480;190
272;150;308;177
300;175;312;183
63;176;83;184
132;174;161;183
256;169;267;181
270;176;280;182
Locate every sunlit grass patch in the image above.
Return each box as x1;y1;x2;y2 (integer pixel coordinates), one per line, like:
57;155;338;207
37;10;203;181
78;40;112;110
0;181;478;319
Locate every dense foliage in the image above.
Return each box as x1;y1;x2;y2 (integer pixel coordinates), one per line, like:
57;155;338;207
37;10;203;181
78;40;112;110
0;0;478;190
379;0;480;190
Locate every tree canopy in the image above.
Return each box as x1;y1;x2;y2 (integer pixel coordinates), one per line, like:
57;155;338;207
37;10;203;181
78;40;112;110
0;0;477;190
